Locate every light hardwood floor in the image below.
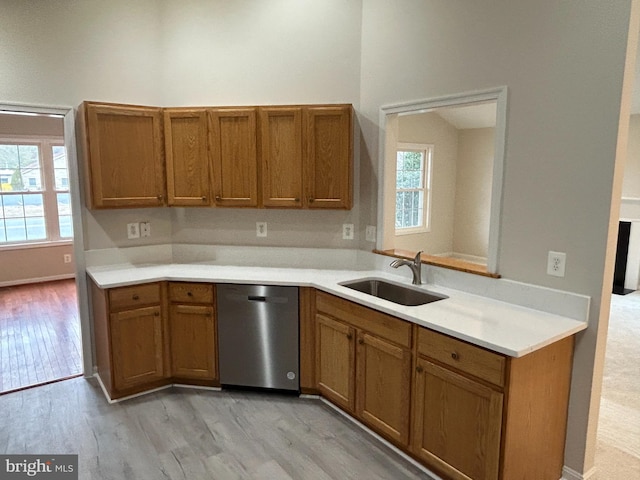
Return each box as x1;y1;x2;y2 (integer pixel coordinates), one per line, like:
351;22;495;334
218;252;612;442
0;377;433;480
0;279;82;394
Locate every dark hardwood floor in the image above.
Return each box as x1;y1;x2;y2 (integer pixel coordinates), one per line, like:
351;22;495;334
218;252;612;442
0;279;82;394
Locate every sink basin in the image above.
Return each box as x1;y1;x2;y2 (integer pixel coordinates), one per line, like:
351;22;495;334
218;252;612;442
340;278;447;306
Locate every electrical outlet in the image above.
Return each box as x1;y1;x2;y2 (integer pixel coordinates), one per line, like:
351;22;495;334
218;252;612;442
63;254;72;264
127;222;140;239
365;225;376;243
256;222;267;237
140;221;151;237
547;251;566;277
343;224;354;240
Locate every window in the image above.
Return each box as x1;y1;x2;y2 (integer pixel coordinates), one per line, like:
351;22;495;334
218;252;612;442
395;143;432;234
0;138;73;244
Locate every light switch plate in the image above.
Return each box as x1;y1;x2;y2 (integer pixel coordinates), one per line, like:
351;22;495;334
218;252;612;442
365;225;376;242
127;222;140;239
140;221;151;237
256;222;267;237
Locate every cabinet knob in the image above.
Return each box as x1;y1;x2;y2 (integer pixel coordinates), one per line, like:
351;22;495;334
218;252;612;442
215;195;221;201
416;365;424;373
451;351;459;361
294;198;300;203
132;294;140;300
309;197;315;203
346;333;353;340
358;338;364;345
154;311;160;316
202;196;207;201
157;194;163;201
187;291;193;297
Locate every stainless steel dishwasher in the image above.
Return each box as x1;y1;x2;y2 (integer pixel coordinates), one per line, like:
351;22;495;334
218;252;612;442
217;284;299;391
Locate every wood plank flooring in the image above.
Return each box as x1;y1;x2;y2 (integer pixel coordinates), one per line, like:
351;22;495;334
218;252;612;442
0;377;434;480
0;279;82;394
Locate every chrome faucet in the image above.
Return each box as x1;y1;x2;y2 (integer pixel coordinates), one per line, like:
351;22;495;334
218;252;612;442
390;251;423;285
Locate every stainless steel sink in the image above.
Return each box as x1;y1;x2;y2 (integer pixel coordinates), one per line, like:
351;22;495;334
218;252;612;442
340;278;447;306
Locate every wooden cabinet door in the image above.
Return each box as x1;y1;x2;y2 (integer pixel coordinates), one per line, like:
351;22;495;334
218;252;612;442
356;332;412;447
169;304;217;381
110;305;165;391
84;102;165;208
259;107;303;208
412;357;503;480
209;108;258;207
304;106;352;209
316;313;356;412
164;108;210;206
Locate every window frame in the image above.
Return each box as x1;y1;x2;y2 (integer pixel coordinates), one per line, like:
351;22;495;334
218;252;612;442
0;134;72;248
394;142;433;236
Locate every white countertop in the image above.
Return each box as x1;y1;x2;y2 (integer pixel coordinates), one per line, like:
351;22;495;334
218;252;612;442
86;262;587;358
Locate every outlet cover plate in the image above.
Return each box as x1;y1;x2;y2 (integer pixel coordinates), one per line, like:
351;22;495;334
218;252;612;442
343;224;354;240
547;251;566;277
127;222;140;239
256;222;267;237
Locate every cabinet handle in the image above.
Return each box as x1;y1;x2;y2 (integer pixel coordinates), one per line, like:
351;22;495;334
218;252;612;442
358;338;364;345
294;198;300;203
157;194;163;201
346;333;353;340
451;352;459;361
154;311;160;316
202;196;207;202
215;195;221;201
416;365;424;373
309;197;315;203
132;294;140;300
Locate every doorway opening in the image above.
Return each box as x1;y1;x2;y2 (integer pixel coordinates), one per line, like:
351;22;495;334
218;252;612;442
0;108;83;394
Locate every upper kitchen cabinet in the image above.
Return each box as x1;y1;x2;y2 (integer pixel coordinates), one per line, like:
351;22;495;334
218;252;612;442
259;107;304;208
209;108;258;207
164;108;211;206
304;106;353;209
82;102;166;208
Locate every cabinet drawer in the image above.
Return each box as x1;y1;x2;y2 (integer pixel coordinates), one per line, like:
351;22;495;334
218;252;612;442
417;328;506;387
169;282;214;304
316;292;411;348
109;283;161;311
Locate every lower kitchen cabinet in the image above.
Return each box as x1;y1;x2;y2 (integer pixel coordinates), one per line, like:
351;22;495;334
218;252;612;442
412;357;503;480
91;279;170;399
110;305;167;392
412;326;574;480
356;332;412;446
168;282;218;384
315;292;413;448
316;313;356;411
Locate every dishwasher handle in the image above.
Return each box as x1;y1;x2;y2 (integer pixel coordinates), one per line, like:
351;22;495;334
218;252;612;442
248;295;267;302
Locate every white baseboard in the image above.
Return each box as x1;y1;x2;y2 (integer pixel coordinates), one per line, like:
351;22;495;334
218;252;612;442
0;273;75;288
562;465;597;480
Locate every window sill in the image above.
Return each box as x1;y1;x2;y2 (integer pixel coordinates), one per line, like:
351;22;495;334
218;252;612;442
0;240;73;252
374;248;500;279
